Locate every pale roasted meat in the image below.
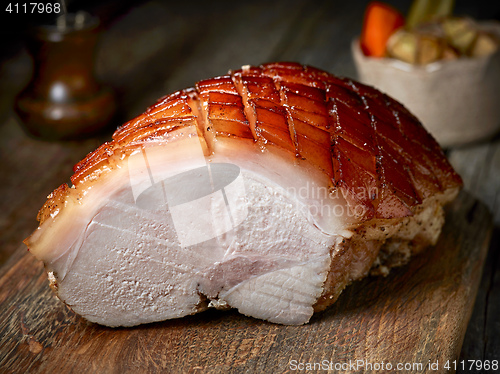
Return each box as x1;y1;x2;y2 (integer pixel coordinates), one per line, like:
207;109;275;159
25;62;462;326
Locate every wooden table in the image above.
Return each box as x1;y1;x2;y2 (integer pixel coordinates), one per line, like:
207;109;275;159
1;0;499;372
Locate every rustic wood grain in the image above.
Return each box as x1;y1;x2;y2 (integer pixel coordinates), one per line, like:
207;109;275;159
0;191;491;374
449;139;500;370
449;139;500;225
1;0;499;370
459;227;500;368
0;117;105;267
94;0;312;122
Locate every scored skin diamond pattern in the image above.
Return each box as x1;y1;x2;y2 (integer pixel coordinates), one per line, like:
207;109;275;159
69;62;462;223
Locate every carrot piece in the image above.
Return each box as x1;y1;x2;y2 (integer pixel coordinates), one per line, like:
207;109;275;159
360;1;405;57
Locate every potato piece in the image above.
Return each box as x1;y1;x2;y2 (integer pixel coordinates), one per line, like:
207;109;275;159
443;17;478;55
386;30;418;64
441;45;459;60
471;32;499;57
418;35;443;64
386;29;443;65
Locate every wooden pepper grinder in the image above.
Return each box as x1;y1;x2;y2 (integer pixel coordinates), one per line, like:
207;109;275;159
15;11;116;141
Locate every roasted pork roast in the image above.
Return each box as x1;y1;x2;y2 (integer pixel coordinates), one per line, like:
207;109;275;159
24;62;462;326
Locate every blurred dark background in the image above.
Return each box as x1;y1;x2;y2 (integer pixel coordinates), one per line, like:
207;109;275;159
0;2;499;370
1;0;499;126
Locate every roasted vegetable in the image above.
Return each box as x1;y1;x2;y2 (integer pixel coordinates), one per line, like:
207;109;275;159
360;1;405;57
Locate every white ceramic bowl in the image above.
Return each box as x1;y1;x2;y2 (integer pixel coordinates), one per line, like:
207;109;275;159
351;22;500;147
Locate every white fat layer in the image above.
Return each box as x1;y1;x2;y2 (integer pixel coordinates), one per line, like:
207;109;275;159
30;138;352;263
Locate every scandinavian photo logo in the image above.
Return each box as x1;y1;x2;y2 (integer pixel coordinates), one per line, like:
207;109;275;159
127;135;248;248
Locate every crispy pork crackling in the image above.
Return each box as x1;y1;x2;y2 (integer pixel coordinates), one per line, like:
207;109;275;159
24;62;462;326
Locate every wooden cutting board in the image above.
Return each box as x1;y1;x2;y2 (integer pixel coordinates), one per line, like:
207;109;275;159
0;191;493;374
